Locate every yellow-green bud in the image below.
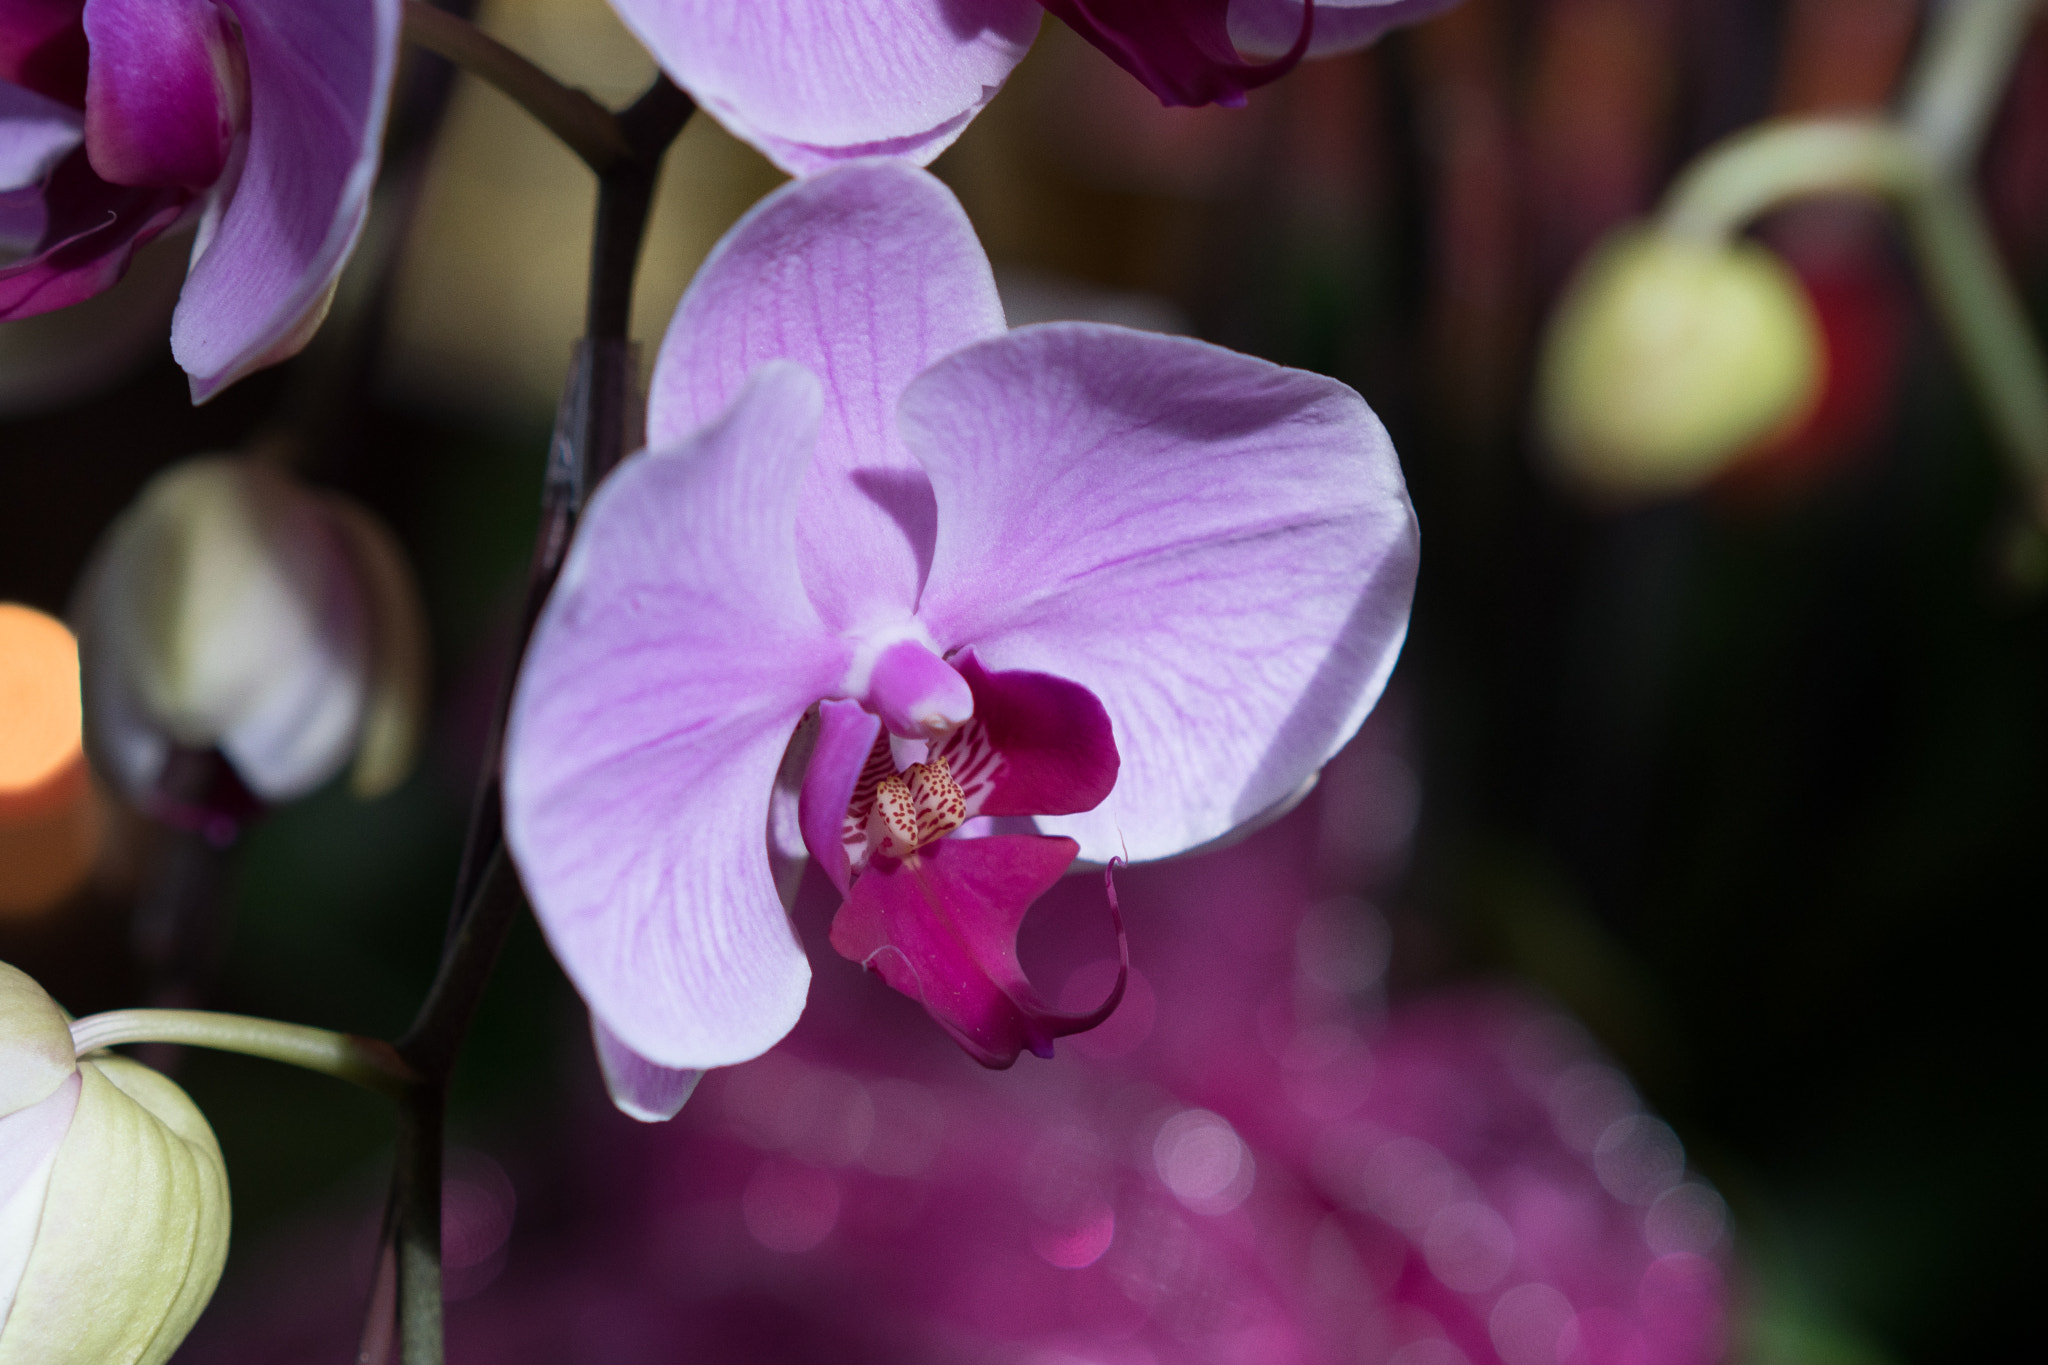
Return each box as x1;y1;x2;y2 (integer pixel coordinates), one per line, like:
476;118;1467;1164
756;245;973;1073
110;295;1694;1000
1539;227;1823;499
0;962;228;1365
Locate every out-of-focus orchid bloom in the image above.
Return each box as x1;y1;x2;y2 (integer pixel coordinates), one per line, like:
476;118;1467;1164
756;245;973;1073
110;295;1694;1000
605;0;1459;174
611;988;1729;1365
194;806;1732;1365
503;160;1417;1116
0;0;399;400
1538;227;1823;502
73;456;429;838
176;776;1733;1365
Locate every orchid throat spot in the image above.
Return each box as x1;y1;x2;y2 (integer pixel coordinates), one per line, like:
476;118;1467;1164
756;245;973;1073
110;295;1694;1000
818;655;1118;887
869;755;968;860
839;713;1005;877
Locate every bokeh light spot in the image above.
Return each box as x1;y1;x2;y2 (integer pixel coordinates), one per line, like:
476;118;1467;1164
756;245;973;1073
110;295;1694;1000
862;1078;945;1178
1389;1338;1471;1365
1031;1204;1116;1270
1490;1282;1577;1365
1362;1136;1462;1231
1644;1182;1729;1257
0;603;82;795
1593;1115;1686;1206
0;603;98;917
1547;1063;1638;1153
440;1149;516;1301
742;1161;840;1254
1153;1109;1253;1215
1423;1200;1518;1293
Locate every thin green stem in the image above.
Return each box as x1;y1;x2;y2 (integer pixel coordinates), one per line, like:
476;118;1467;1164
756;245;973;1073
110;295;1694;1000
1903;0;2042;174
1661;118;1925;244
70;1009;417;1101
1902;173;2048;501
400;0;630;173
393;1096;444;1365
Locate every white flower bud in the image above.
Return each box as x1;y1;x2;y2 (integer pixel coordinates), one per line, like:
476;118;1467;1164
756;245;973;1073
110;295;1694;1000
1539;227;1823;499
74;457;428;810
0;961;228;1365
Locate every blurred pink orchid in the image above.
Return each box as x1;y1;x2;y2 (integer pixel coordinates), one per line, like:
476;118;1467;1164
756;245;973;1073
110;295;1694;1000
604;0;1461;174
180;763;1733;1365
0;0;397;399
502;160;1417;1118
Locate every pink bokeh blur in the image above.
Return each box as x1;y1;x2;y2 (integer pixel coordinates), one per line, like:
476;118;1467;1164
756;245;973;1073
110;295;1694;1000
182;719;1732;1365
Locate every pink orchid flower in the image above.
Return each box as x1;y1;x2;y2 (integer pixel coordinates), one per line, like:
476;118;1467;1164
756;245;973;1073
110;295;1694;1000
501;160;1418;1119
0;0;398;400
604;0;1461;174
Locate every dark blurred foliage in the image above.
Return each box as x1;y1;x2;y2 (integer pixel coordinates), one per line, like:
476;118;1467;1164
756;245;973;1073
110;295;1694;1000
3;1;2044;1362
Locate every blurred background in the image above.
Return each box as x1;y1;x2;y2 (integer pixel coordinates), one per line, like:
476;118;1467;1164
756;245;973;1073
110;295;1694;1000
2;1;2043;1361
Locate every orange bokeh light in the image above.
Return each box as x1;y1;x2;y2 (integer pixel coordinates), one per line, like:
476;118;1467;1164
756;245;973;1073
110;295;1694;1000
0;602;99;917
0;602;82;795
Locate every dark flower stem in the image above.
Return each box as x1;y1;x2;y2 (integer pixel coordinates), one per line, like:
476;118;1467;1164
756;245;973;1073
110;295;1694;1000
366;64;694;1365
399;0;631;173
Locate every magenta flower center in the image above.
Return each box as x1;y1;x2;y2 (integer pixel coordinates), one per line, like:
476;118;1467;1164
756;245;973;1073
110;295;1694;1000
842;713;1004;867
830;641;1034;875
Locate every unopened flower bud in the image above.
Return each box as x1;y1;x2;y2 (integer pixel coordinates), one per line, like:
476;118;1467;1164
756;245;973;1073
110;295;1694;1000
73;457;428;819
0;961;228;1365
1539;227;1823;499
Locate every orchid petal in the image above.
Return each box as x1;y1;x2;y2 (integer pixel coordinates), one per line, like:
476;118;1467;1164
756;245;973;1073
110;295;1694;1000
506;363;853;1071
798;698;882;897
649;160;1006;634
82;0;242;190
1038;0;1312;107
939;653;1117;819
170;0;398;401
0;143;185;318
865;639;973;740
0;1;87;103
0;961;76;1116
0;1074;79;1327
1228;0;1462;58
607;0;1040;175
590;1015;701;1123
765;708;817;908
0;1057;228;1365
907;322;1418;865
0;185;39;249
0;78;79;191
828;834;1124;1067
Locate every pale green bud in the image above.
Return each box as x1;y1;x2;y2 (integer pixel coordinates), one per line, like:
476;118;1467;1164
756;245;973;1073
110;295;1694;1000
74;457;428;807
1539;227;1823;499
0;962;228;1365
